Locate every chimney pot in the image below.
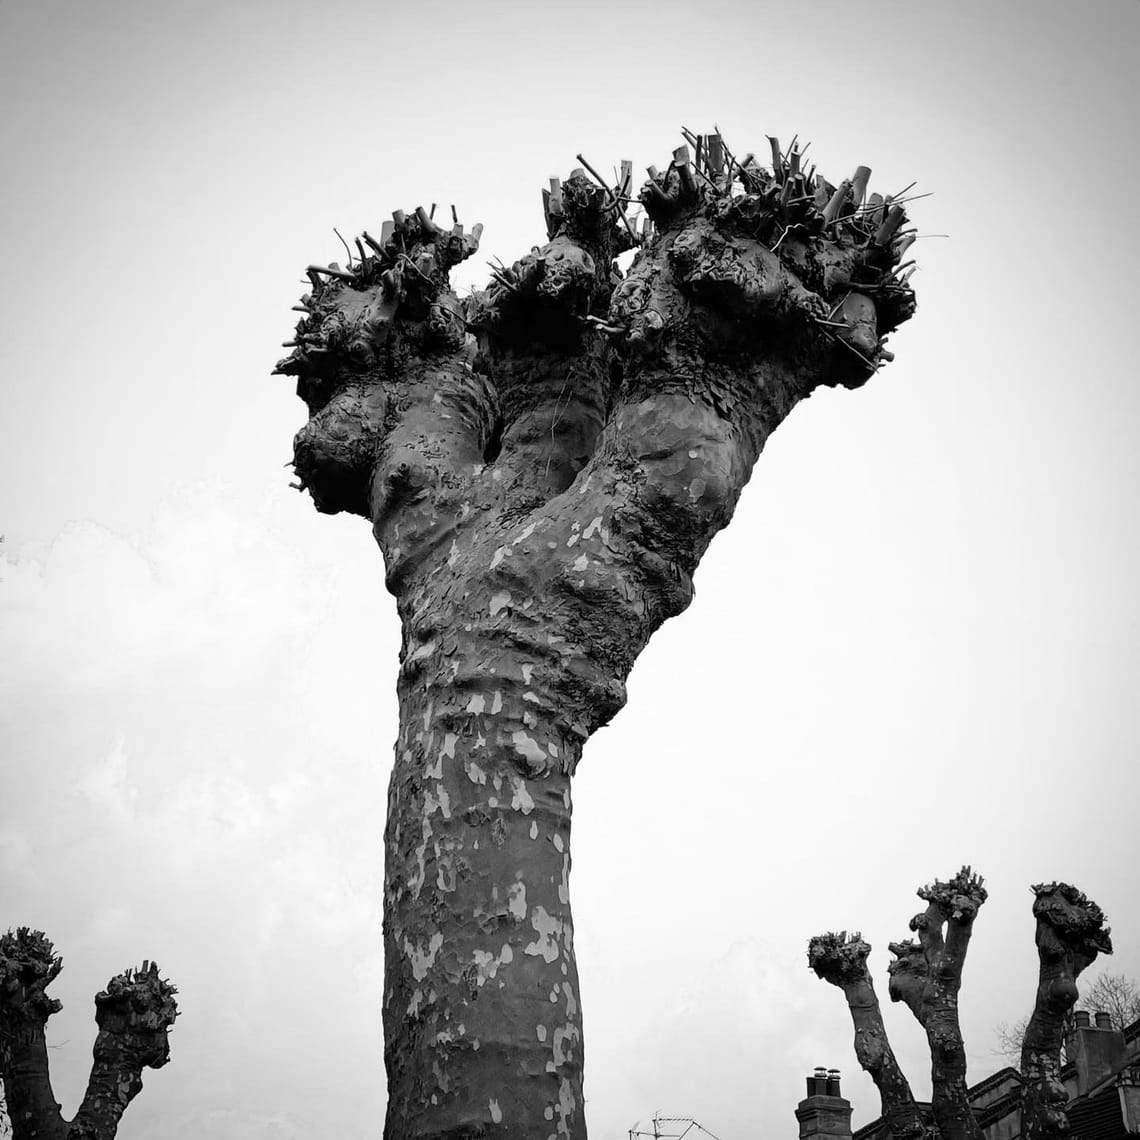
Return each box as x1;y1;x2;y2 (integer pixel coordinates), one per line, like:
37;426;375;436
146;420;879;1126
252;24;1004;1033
796;1065;853;1140
1074;1011;1091;1028
1069;1011;1127;1095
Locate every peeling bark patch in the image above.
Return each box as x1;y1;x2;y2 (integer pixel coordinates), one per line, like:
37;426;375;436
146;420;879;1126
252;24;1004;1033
472;943;514;984
508;881;528;922
509;772;537;812
556;1077;577;1137
424;786;451;818
525;906;564;963
405;932;444;981
511;732;547;776
553;1023;578;1065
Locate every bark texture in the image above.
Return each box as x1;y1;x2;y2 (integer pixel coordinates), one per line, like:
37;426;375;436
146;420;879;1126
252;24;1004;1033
276;131;919;1137
0;930;177;1140
1020;883;1112;1140
808;932;924;1140
887;868;987;1140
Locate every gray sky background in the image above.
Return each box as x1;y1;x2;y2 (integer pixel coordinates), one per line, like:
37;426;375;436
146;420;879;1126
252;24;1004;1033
2;1;1138;1137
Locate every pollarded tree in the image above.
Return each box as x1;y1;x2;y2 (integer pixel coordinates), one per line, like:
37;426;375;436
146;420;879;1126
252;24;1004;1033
809;873;1113;1140
275;130;919;1138
0;928;178;1140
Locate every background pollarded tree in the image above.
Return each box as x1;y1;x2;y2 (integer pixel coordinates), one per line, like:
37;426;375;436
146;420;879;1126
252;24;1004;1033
0;928;178;1140
1080;972;1140;1030
276;130;918;1138
993;971;1140;1064
809;874;1113;1140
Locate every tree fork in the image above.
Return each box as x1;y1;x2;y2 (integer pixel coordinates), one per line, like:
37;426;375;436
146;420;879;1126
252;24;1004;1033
0;929;177;1140
275;129;919;1137
887;867;988;1140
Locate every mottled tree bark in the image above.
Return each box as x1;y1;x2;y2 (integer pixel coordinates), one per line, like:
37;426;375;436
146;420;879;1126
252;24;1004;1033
276;132;918;1137
0;930;177;1140
1020;883;1112;1140
887;868;987;1140
808;932;924;1140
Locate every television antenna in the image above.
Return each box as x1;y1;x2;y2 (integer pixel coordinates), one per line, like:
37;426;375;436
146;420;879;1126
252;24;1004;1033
629;1114;722;1140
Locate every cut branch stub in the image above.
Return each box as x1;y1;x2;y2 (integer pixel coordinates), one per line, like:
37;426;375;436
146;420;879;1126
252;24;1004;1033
0;929;63;1025
471;169;631;348
1030;882;1112;975
280;207;494;523
808;930;872;987
886;938;929;1020
917;865;988;924
274;207;482;412
91;962;179;1071
618;136;919;387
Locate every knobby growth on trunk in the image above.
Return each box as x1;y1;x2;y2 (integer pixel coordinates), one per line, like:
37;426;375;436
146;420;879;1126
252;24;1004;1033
0;929;177;1140
275;128;919;1138
809;872;1112;1140
1020;884;1112;1140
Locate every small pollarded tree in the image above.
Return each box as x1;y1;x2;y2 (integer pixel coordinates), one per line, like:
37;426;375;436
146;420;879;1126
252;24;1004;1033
0;928;178;1140
809;872;1113;1140
275;129;919;1137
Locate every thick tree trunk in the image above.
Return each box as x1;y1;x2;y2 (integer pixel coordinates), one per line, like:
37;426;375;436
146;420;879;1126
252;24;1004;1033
384;666;583;1137
1020;884;1112;1140
276;131;919;1136
0;1021;66;1140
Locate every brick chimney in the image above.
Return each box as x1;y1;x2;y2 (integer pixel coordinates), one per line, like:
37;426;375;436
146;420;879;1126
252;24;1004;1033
1067;1010;1126;1095
796;1068;853;1140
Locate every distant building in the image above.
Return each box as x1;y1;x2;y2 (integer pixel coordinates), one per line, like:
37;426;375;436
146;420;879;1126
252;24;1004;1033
795;1012;1140;1140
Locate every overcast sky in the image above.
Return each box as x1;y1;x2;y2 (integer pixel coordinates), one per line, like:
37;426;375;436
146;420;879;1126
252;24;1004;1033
2;1;1138;1137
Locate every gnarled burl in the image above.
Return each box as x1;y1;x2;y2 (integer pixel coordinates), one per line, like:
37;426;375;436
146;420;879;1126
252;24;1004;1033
275;132;918;1138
